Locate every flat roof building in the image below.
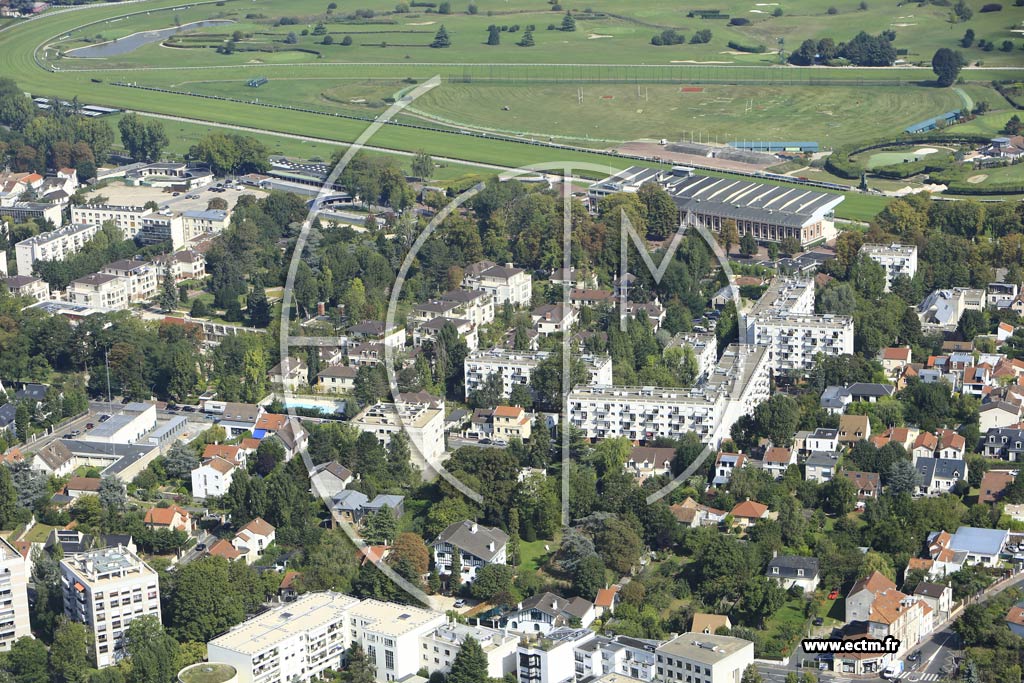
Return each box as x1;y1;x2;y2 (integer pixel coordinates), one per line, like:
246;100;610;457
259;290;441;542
655;633;754;683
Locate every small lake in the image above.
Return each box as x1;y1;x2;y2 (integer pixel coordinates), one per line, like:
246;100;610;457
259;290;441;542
64;19;235;58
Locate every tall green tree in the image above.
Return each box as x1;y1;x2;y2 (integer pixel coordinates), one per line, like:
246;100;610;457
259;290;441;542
342;644;376;683
50;617;93;683
412;151;434;179
158;270;178;313
932;48;963;87
124;615;180;683
431;25;451;47
447;637;488;683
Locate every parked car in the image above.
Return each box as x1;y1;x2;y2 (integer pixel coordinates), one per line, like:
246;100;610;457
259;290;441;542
98;414;110;422
453;599;466;608
85;423;94;429
813;617;824;626
195;543;206;552
182;405;196;412
828;589;839;600
907;653;920;662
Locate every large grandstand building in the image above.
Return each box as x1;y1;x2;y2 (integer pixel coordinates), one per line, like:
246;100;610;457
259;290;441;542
588;166;844;247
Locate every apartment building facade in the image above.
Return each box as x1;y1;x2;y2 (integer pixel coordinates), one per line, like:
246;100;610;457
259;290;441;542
60;546;161;668
66;273;129;310
15;222;100;276
859;243;918;291
70;204;151;238
464;349;614;398
654;633;754;683
0;537;30;651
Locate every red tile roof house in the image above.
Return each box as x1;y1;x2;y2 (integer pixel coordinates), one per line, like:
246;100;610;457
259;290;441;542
144;504;193;533
64;476;102;499
729;500;772;529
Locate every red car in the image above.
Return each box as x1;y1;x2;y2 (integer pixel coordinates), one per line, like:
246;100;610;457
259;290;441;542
828;589;839;600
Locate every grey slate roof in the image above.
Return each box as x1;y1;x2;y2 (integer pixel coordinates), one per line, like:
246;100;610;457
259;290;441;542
434;520;509;562
765;555;820;580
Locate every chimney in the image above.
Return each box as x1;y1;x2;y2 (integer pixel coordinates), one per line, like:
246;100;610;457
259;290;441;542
317;301;325;316
551;598;559;610
487;541;495;552
772;550;777;559
505;263;513;269
470;521;478;533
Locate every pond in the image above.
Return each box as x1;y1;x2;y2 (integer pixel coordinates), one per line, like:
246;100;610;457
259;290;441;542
64;19;235;58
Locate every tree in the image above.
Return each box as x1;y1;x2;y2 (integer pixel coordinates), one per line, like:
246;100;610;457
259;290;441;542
470;564;518;604
719;219;739;253
0;78;35;132
162;444;198;481
50;617;93;683
823;474;857;515
6;637;49;683
637;181;678;240
961;28;975;47
342;35;353;46
284;31;298;44
517;30;535;47
390;532;430;576
742;664;764;683
560;11;576;31
450;547;463;590
739;233;758;257
158;270;178;313
447;637;488;683
363;508;398;544
1006;114;1023;135
487;24;501;45
124;615;180;683
322;34;334;45
342;644;376;683
431;25;451;48
99;476;127;514
572;554;607;600
118;113;168;162
932;48;964;87
412;151;434;179
165;557;246;642
954;0;973;20
246;284;271;328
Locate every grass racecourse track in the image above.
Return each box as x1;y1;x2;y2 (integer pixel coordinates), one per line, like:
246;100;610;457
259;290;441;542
3;0;1024;220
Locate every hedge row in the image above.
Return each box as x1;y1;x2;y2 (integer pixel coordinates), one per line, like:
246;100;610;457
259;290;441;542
992;81;1024;110
727;40;766;53
873;153;955;179
825;133;993;178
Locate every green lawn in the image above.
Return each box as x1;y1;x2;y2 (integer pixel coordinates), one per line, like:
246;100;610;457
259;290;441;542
518;537;556;574
23;523;57;544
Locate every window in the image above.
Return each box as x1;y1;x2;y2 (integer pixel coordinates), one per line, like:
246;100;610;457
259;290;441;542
385;650;394;670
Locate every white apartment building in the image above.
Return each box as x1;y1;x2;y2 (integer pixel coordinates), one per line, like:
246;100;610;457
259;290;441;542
66;273;129;311
208;592;358;683
154;249;206;283
100;259;158;303
745;313;854;373
15;223;100;276
208;592;447;683
568;385;725;444
413;317;479;352
350;401;445;464
654;634;754;683
464;349;613;398
139;213;185;248
0;537;30;651
70;204;151;238
575;635;660;682
518;628;596;683
60;546;161;668
182;209;231;240
420;623;517;679
463;261;533;307
569;345;769;447
859;243;918;291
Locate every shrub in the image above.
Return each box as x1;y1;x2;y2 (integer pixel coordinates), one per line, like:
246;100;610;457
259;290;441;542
827;6;839;13
729;17;750;25
690;29;712;43
980;2;1002;10
323;35;334;44
468;3;478;13
727;40;766;53
342;35;353;45
651;29;686;45
772;6;783;16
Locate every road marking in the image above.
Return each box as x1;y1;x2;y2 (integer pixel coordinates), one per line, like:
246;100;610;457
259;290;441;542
895;673;939;681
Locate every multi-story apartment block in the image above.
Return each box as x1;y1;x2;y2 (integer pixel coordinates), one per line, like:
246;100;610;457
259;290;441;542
984;427;1024;461
654;633;754;683
154;249;206;282
207;593;447;683
0;537;30;651
138;213;185;247
569;345;769;447
350;401;445;464
859;243;918;291
464;349;613;398
575;635;660;681
66;273;129;311
181;209;231;240
420;623;517;679
463;261;533;307
100;259;158;303
70;204;151;238
2;275;49;302
745;313;854;373
15;222;100;276
518;628;596;683
60;546;161;668
740;278;852;373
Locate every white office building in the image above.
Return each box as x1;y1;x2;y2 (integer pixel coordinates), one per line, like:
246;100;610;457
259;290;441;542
859;243;918;291
15;223;100;276
0;537;30;652
60;546;161;668
81;403;157;444
655;634;754;683
350;401;445;464
464;349;614;399
207;592;446;683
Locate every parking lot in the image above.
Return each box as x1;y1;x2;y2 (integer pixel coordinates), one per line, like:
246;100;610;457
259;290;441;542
86;181;266;213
